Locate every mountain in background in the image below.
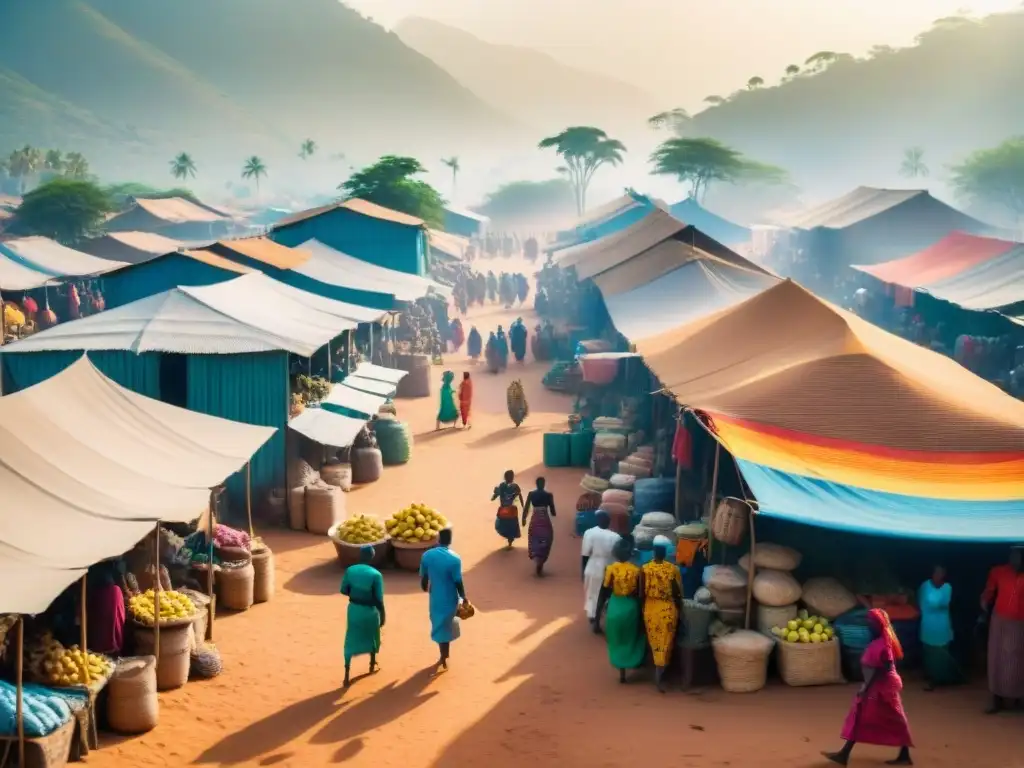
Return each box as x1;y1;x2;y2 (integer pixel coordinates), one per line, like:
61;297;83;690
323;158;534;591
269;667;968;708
0;0;516;189
685;11;1024;207
395;16;661;138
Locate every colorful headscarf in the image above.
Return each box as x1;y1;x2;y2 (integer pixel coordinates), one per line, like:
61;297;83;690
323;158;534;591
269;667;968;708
867;608;904;661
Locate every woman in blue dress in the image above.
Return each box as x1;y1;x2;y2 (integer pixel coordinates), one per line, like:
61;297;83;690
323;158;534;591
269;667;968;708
919;564;962;690
420;528;467;671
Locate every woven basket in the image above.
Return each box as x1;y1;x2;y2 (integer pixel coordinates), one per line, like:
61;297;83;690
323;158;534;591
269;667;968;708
288;486;306;531
251;547;275;603
328;529;391;568
178;589;212;642
711;498;749;546
352;447;384;484
776;638;844;687
106;656;158;734
286;457;319;490
132;622;192;691
801;577;858;620
392;538;437;571
739;542;802;572
262;489;288;527
753;569;803;607
10;717;76;768
320;463;353;492
375;419;413;465
575;492;602;512
712;630;775;693
757;603;799;634
189;643;223;680
305;484;346;535
617;461;652;478
394;354;432;398
216;545;252;565
216;563;255;611
680;600;716;649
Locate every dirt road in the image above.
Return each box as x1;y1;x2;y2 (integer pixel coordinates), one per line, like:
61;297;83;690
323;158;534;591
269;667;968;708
90;262;1023;768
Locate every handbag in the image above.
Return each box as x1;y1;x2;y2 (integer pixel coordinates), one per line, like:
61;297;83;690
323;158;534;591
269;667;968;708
456;600;476;620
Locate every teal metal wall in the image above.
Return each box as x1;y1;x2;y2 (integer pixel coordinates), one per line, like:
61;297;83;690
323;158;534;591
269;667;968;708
1;350;161;397
101;255;242;310
271;207;427;276
186;352;289;516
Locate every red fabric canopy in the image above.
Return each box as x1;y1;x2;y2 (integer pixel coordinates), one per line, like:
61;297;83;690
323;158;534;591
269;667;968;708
855;231;1017;288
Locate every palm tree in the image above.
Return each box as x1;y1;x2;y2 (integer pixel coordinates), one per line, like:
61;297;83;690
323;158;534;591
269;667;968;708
647;108;690;137
43;149;64;173
8;146;41;193
241;156;267;197
63;152;89;179
441;156;460;198
299;139;317;160
538;126;625;214
900;147;929;178
170;152;197;181
747;76;764;90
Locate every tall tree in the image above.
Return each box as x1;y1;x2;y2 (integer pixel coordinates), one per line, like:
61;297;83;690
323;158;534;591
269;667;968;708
63;152;89;179
11;178;112;244
703;95;726;106
43;150;64;173
747;76;765;90
8;146;42;194
648;109;691;137
300;139;317;160
804;51;838;71
899;147;929;178
441;156;461;198
170;152;197;181
649;137;786;201
784;64;801;79
340;155;445;228
950;137;1024;223
242;156;268;196
537;126;626;215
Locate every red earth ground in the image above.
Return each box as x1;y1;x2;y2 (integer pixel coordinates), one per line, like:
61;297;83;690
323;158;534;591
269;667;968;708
89;260;1024;768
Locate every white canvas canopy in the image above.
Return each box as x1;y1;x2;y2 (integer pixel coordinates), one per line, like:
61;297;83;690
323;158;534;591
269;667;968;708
298;239;451;300
353;363;408;385
0;237;128;290
322;382;387;417
0;356;274;611
288;407;367;448
341;375;397;397
0;273;357;357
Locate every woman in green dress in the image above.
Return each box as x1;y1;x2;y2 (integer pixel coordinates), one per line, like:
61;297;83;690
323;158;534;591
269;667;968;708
340;545;386;687
436;370;458;430
593;537;645;683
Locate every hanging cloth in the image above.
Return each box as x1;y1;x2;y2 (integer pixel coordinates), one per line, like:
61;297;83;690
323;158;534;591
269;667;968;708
672;418;693;470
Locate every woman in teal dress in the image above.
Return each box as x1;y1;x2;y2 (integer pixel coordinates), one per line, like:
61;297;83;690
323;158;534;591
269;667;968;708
436;370;458;430
340;545;386;687
918;564;962;689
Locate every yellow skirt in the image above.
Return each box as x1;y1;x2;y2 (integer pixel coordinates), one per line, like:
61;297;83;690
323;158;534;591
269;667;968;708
643;598;679;667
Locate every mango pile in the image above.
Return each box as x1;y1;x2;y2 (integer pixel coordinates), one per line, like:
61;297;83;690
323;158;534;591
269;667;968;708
41;639;113;686
334;514;387;545
772;608;836;644
129;589;196;626
386;503;448;543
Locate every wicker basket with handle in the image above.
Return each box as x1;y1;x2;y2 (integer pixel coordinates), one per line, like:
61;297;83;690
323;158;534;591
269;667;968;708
711;498;749;546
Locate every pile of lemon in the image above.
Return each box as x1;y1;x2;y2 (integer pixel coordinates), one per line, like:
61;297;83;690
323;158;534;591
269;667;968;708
334;514;387;545
386;503;447;544
129;589;196;626
41;640;113;686
772;609;835;644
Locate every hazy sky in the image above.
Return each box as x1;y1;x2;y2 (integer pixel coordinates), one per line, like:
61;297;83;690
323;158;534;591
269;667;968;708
347;0;1021;109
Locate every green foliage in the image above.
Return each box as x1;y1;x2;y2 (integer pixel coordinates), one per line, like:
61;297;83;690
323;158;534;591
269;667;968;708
241;156;267;193
300;139;316;160
103;182;199;211
476;178;575;224
12;178;112;243
650;137;787;201
950;137;1024;218
747;76;764;90
538;126;626;214
441;156;460;194
340;155;446;228
170;152;196;180
899;147;928;178
648;109;690;137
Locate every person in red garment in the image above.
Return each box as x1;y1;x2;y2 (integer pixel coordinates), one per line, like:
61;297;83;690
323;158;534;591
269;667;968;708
823;609;913;766
87;562;127;656
981;545;1024;714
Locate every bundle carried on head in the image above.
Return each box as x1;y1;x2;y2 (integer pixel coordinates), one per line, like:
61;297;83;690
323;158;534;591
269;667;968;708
507;380;529;427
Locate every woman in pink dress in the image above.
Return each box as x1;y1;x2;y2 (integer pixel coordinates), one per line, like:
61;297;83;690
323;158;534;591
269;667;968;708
824;609;913;766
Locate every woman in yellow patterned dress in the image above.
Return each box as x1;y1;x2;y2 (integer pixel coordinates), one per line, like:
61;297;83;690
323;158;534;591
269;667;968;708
593;537;644;683
641;535;683;692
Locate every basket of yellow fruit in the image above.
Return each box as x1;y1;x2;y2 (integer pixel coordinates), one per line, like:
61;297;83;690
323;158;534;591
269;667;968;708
770;609;844;687
130;589;198;690
329;515;390;568
38;638;114;689
387;504;448;571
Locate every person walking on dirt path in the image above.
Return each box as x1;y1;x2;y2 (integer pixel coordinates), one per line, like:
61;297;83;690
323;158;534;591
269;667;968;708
642;536;682;693
420;528;466;672
594;536;645;683
340;545;385;687
582;511;621;623
492;469;524;548
522;477;556;576
980;545;1024;714
458;371;473;429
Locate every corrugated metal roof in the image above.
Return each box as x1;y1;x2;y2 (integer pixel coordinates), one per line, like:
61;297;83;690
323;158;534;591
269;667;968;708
0;237;128;290
134;197;230;224
273;198;424;230
782;187;924;230
0;273;356;357
288;407;366;448
206;237;311;269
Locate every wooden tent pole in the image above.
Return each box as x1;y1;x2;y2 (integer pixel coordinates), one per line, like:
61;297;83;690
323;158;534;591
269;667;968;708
79;576;91;685
16;617;24;768
707;442;721;563
153;522;161;660
673;406;683;522
207;492;216;642
245;462;254;539
744;505;757;630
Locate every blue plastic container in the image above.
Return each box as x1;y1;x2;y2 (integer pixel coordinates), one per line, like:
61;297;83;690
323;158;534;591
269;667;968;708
575;509;598;536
